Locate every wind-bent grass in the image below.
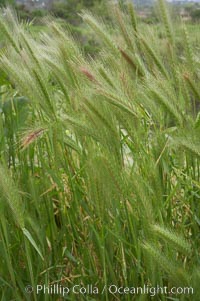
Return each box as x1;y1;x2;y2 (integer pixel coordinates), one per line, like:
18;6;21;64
0;1;199;300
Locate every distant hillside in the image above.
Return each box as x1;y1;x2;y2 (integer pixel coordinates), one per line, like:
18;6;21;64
167;0;200;2
133;0;200;5
133;0;154;5
14;0;200;11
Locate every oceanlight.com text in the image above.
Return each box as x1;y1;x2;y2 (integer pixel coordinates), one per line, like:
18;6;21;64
25;284;194;297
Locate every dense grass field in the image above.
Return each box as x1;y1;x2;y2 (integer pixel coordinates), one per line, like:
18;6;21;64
0;1;200;300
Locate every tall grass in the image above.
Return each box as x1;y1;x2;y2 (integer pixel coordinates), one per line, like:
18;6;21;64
0;1;199;300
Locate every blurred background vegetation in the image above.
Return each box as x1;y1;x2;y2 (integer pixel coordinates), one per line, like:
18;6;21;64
0;1;200;25
0;0;200;59
0;0;109;24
